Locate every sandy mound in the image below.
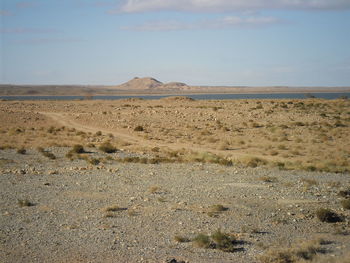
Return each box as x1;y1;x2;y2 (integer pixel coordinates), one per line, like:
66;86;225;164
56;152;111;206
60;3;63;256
117;77;163;90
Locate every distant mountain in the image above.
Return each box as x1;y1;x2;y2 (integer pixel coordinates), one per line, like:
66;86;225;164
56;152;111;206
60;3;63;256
113;77;191;91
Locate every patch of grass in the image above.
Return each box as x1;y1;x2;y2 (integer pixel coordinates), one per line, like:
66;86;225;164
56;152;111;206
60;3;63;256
341;199;350;210
192;230;238;252
259;238;327;263
98;142;117;153
242;157;268;168
316;208;343;223
18;199;34;207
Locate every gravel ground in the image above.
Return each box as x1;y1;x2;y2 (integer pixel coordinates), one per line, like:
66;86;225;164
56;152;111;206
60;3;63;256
1;148;350;263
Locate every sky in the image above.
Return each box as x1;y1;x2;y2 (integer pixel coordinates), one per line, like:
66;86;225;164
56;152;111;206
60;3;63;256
1;0;350;86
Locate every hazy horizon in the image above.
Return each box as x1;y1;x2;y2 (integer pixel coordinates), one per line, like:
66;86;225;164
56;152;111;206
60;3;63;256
1;0;350;87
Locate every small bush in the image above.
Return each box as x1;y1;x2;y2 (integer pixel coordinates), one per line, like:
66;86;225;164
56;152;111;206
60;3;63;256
72;144;85;154
103;205;125;212
316;208;342;223
211;229;237;252
36;147;44;153
192;234;211;248
174;235;190;243
134;125;144;132
95;131;102;136
18;199;33;207
259;176;277;183
341;199;350;210
88;158;100;165
42;151;56;160
209;204;228;212
17;147;26;154
338;189;350;198
98;142;117;153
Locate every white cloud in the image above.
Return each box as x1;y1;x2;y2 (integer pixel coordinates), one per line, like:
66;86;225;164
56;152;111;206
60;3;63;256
117;0;350;13
120;15;281;31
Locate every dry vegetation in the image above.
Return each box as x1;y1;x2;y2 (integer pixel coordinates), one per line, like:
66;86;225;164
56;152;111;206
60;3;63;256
1;97;349;172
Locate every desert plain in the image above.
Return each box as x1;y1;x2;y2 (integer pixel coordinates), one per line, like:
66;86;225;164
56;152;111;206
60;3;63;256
1;96;350;263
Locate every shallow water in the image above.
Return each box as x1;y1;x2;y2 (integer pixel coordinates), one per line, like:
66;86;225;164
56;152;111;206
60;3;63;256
1;92;349;100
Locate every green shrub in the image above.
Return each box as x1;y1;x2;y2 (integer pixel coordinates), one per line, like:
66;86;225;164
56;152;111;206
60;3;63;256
211;229;237;252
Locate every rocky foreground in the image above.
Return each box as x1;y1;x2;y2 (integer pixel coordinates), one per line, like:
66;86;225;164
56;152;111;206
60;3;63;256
1;147;349;263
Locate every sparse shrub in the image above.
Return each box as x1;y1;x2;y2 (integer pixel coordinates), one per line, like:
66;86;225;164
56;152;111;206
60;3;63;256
211;229;237;252
244;157;267;168
36;147;44;152
270;150;279;156
338;189;350;198
47;126;56;133
278;144;287;150
72;144;85;154
209;204;228;212
42;151;56;160
134;125;144;131
174;235;190;243
18;199;33;207
316;208;342;223
95;131;102;136
98;142;117;153
17;147;26;154
259;176;277;183
149;185;160;194
259;239;326;263
151;147;160;152
103;205;125;212
88;158;100;165
341;199;350;210
192;234;211;248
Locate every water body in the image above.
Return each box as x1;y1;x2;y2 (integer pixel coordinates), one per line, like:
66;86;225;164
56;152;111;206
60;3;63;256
1;92;349;101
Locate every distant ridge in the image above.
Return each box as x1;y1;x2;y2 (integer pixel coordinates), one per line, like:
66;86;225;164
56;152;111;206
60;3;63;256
113;77;191;91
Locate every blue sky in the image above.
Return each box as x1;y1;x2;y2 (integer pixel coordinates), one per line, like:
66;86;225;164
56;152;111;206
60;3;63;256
1;0;350;86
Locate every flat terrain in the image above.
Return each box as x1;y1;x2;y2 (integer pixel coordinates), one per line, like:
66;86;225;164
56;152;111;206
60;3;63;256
0;98;350;262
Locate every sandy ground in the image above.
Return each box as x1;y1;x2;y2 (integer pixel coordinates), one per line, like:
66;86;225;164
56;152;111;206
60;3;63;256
0;97;350;262
0;97;349;172
1;148;350;263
